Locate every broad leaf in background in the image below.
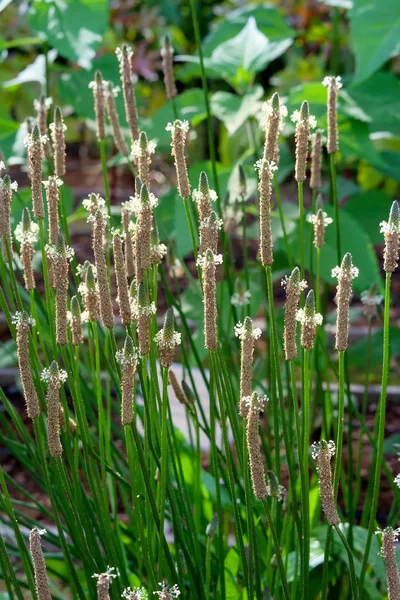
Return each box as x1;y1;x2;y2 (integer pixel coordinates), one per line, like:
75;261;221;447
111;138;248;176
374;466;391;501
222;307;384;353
210;86;263;135
345;190;393;243
347;71;400;136
209;17;292;89
203;3;295;55
347;327;400;368
349;0;400;83
3;49;57;88
28;0;108;69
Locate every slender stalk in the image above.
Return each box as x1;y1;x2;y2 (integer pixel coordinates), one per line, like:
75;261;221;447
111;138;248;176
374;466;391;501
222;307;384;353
261;498;291;600
298;181;305;278
330;153;341;264
99;138;112;220
301;348;310;600
359;272;391;594
274;173;293;268
157;367;169;574
334;525;359;599
333;350;345;497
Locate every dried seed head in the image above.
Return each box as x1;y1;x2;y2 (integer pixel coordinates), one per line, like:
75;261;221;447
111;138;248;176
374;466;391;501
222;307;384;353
29;527;51;600
92;566;118;600
154;308;181;368
322;76;342;154
112;230;132;325
92;209;114;328
51;233;70;345
42;360;65;457
161;35;177;100
308;208;333;248
262;92;287;164
310;129;324;189
296;289;323;350
380;527;400;600
291;101;317;182
311;440;340;525
166;120;191;199
199;248;219;350
34;95;52;158
255;159;277;266
43;175;62;245
105;81;130;156
130;131;156;186
236;316;261;417
49;106;67;177
245;391;269;499
199;209;222;255
116;335;138;425
15;311;39;419
137;282;152;355
169;369;188;405
135;183;153;279
16;208;38;291
381;201;400;273
192;171;217;223
116;44;140;144
360;283;383;320
27;125;45;219
332;253;359;351
89;70;106;140
283;266;307;360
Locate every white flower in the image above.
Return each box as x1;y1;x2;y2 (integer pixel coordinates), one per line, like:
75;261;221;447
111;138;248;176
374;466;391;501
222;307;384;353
67;310;88;324
224;205;243;226
24;133;49;147
104;84;120;98
281;276;308;291
88;79;108;92
196;252;223;267
166;120;189;133
82;193;106;213
234;322;262;341
254;159;278;176
380;220;400;235
46;243;75;262
40;367;68;384
290;110;317;129
78;281;98;296
231;289;251;306
123;192;158;216
394;474;400;488
307;211;333;227
92;566;118;582
34;96;53;111
311;440;335;460
42;176;63;189
31;527;47;536
242;393;268;414
122;587;148;599
154;330;182;348
262;98;288;120
192;188;218;204
331;265;359;280
130;139;157;159
76;262;97;278
138;301;157;317
199;215;223;230
115;46;133;62
115;348;139;367
0;176;19;192
322;75;343;90
151;242;167;259
266;481;286;502
153;582;180;598
296;308;323;326
311;128;326;144
0;161;5;172
49;121;67;133
111;227;125;240
11;312;35;327
14;220;39;245
360;290;383;307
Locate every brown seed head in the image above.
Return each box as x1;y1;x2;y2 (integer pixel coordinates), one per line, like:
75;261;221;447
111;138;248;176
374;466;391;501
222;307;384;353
381;527;400;600
167;120;191;198
246;392;268;500
382;201;400;273
283;267;306;360
29;527;51;600
112;231;132;325
333;252;358;351
161;36;177;100
256;159;276;266
92;209;114;328
15;312;40;419
117;45;139;144
28;125;45;219
91;70;106;141
50;106;66;177
105;81;130;156
168;369;188;405
312;440;340;525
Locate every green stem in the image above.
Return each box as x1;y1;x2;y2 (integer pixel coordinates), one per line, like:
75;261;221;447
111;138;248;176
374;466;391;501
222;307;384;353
298;181;305;278
274;174;293;269
157;367;169;574
359;272;391;594
330;153;341;264
261;498;291;600
333;351;345;498
334;525;359;599
301;348;310;600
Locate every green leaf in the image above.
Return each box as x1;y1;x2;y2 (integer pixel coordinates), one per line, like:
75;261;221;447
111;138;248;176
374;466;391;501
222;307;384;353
208;17;292;87
203;3;295;55
28;0;108;69
210;86;263;135
347;71;400;135
0;117;19;140
345;189;393;244
3;50;57;88
347;326;400;368
349;0;400;83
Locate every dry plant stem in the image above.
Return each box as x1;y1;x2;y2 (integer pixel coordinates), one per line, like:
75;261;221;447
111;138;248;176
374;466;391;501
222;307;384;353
330;153;341;264
298;181;305;278
359;272;391;595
